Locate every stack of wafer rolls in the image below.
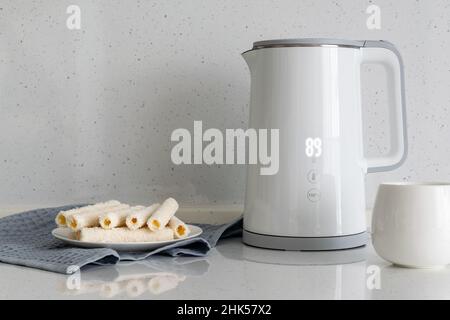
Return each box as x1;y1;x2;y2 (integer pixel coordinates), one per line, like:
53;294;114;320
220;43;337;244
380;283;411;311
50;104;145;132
55;197;190;243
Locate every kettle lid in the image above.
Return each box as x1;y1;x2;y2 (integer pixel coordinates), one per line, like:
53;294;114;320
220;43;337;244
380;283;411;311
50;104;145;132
251;38;366;50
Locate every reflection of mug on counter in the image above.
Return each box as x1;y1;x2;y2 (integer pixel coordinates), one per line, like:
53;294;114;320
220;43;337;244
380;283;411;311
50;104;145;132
367;264;450;299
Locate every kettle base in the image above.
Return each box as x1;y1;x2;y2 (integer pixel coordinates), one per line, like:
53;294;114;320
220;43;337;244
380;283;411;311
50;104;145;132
243;230;367;251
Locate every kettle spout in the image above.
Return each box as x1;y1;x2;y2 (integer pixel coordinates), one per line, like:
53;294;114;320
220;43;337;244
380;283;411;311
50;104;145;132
242;50;257;71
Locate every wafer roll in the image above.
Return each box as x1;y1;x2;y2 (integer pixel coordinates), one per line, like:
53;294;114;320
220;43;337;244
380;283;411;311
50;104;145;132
168;216;190;239
78;227;174;243
55;207;82;227
68;203;128;231
56;205;93;227
99;205;145;229
126;203;160;230
147;198;179;231
55;200;121;227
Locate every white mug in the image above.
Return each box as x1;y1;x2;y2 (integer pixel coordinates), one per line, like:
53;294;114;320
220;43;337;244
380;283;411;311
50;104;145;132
372;182;450;268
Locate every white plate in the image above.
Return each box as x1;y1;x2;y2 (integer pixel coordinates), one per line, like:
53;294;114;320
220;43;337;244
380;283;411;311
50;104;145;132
52;225;203;251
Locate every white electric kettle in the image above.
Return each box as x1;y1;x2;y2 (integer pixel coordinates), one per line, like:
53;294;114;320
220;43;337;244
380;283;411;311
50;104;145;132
242;39;407;250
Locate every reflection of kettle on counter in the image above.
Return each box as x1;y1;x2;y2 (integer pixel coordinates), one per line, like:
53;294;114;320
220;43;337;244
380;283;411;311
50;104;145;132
216;238;367;299
218;237;367;266
61;256;210;298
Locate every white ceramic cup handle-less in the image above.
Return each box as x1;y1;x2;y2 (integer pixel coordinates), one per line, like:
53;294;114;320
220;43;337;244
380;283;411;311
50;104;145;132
360;40;408;173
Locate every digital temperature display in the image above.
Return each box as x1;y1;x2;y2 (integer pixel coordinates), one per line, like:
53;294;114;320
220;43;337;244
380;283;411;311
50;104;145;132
305;137;322;203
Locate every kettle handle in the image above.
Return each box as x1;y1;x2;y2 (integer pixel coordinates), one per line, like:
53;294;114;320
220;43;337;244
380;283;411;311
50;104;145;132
360;40;408;173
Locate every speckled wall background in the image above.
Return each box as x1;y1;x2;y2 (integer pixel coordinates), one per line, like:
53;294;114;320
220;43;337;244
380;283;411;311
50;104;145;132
1;0;449;208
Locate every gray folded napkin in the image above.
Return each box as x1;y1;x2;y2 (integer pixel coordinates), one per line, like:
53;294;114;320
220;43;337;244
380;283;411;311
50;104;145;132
0;205;242;274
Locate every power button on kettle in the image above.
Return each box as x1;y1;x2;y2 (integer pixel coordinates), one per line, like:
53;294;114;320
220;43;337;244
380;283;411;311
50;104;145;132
307;188;321;202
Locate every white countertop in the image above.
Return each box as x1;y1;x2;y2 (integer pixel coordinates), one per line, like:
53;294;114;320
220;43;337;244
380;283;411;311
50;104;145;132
1;236;449;300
